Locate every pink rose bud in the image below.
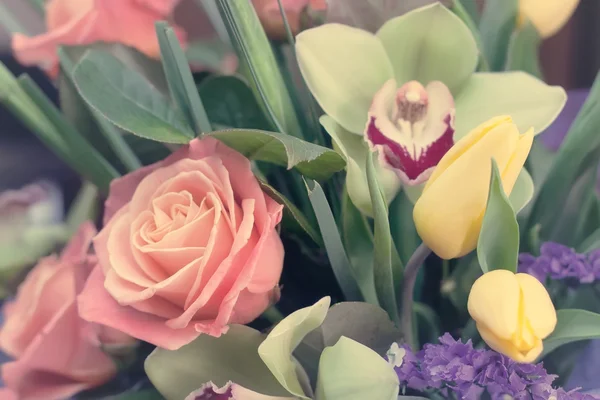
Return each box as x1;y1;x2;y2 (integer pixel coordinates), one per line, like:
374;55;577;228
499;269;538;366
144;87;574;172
12;0;186;77
78;138;285;350
0;222;135;400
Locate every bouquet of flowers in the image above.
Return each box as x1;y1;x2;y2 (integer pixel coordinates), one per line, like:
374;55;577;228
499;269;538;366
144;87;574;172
0;0;598;399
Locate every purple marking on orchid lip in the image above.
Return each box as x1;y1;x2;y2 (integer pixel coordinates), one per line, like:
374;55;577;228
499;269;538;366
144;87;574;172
367;114;454;184
364;80;456;185
186;382;233;400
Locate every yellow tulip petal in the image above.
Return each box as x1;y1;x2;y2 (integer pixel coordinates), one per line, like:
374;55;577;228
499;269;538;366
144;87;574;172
478;324;543;363
500;128;534;196
515;273;557;339
414;121;519;258
467;270;520;340
519;0;580;38
425;116;511;190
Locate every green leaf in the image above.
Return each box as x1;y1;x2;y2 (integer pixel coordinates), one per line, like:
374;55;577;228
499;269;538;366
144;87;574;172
66;181;98;234
305;180;362;301
527;71;600;241
59;46;142;172
479;0;518;71
315;337;399;400
579;227;600;253
156;22;212;134
477;159;520;273
17;75;119;192
389;190;420;266
215;0;302;137
294;302;400;386
259;179;322;245
505;21;542;78
366;151;402;325
508;169;534;215
198;75;271;130
208;129;346;181
145;325;290;400
541;309;600;358
258;297;331;399
72;49;193;144
341;188;379;305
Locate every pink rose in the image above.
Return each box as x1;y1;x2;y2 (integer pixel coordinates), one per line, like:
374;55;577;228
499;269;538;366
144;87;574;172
0;222;134;400
78;138;284;350
12;0;185;77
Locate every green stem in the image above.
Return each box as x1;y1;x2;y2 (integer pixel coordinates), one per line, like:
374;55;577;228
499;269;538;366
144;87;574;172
262;306;285;325
400;243;432;348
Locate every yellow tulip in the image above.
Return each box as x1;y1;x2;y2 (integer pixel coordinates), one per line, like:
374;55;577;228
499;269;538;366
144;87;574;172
519;0;580;38
467;270;557;362
412;116;533;260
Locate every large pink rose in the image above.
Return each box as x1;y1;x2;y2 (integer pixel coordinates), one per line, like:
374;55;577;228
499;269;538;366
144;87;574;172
0;222;133;400
78;138;285;350
12;0;185;77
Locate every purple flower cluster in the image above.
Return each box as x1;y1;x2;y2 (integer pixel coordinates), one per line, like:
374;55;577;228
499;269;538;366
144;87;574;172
393;333;598;400
519;242;600;285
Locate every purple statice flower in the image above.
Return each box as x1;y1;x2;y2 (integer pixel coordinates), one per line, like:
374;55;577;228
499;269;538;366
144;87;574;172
519;242;600;285
392;333;597;400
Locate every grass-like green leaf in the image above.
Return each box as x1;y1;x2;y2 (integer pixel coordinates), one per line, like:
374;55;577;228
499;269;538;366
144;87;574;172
505;21;542;78
477;159;520;273
366;151;402;325
208;129;345;181
156;22;212;134
479;0;518;71
73;49;193;143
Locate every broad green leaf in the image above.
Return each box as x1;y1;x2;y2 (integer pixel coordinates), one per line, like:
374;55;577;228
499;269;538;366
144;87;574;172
198;75;271;130
320;115;400;216
72;49;193;144
366;151;402;325
541;309;600;358
258;297;331;399
341;188;379;305
59;46;142;172
315;337;399;400
156;22;212;134
479;0;518;71
505;21;542;78
215;0;302;137
295;302;400;386
145;325;290;400
527;72;600;241
508;169;534;214
378;3;478;93
477;159;520;273
305;180;362;301
259;179;322;245
208;129;346;181
454;72;566;140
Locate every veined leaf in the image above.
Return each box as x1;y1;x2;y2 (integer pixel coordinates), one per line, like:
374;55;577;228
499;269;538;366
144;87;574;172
73;49;193;143
208;129;345;181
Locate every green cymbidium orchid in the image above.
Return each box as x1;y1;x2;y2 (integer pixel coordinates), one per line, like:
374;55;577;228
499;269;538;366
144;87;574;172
296;3;566;215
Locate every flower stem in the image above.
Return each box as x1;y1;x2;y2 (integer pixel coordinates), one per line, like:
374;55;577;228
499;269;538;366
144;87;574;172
400;242;432;349
262;306;285;325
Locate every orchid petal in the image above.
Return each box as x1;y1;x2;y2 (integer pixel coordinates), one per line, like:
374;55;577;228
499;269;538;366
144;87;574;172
321;116;400;216
376;3;477;93
296;24;394;134
454;72;567;140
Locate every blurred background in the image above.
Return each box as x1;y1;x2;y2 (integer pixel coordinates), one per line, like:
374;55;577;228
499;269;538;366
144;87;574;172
0;0;598;196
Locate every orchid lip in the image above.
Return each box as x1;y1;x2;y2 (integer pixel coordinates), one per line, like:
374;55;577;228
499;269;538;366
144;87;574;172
365;79;456;186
